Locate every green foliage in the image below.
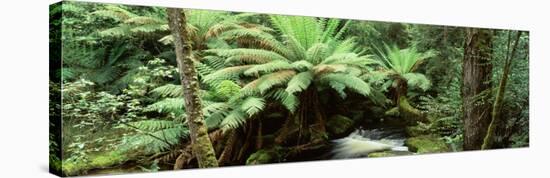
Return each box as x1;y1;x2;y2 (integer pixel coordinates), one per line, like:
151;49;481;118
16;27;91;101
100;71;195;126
214;80;242;100
55;2;530;174
402;73;431;91
376;45;434;75
118;120;189;153
205;14;377;117
146;98;185;115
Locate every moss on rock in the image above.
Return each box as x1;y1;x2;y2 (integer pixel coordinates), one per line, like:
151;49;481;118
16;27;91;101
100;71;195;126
405;135;450;154
368;150;414;158
326;115;354;138
246;148;284;165
62;151;129;176
406;126;430;137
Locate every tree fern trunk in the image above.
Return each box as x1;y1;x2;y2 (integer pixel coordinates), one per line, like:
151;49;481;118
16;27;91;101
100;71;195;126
462;28;493;150
166;8;219;168
396;78;426;123
275;86;327;146
482;31;522;149
218;130;238;166
237;121;255;162
256;119;263;149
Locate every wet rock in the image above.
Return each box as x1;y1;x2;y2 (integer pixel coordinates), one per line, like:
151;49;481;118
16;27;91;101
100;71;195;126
326;115;354;138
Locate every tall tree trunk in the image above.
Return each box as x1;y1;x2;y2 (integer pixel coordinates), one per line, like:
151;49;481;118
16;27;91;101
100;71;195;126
166;8;219;168
482;31;522;149
462;28;493;150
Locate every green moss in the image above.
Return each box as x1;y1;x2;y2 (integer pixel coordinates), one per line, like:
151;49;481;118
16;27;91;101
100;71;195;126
405;135;450;154
368;151;395;158
326;115;354;137
384;107;400;117
398;97;427;123
406;126;430;137
246;148;284;165
368;151;414;158
62;151;129;176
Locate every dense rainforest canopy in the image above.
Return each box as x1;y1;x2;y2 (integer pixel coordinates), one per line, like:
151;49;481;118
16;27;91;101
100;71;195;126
49;2;529;176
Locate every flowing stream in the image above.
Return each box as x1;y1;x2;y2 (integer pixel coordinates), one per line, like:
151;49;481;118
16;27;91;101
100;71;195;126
331;127;413;159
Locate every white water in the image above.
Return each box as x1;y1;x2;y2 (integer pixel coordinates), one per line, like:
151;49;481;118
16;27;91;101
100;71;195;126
331;128;409;159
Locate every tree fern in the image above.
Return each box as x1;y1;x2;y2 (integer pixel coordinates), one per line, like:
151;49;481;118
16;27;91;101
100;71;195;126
205;14;378;116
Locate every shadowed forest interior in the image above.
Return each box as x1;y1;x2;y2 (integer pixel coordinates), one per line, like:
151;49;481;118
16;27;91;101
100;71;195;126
49;1;529;176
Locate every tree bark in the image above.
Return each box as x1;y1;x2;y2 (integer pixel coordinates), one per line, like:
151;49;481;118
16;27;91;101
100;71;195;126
166;8;219;168
462;28;493;150
275;86;326;146
482;31;522;149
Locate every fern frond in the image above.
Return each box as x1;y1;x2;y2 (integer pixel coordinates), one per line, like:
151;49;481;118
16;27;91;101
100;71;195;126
319;18;341;43
306;43;329;64
146;98;185;115
329;81;347;98
240;97;266;116
150;84;182;98
291;60;314;71
208;48;288;64
220;110;247;131
126;120;181;132
284;34;307;61
130;24;169;34
333;20;351;40
124;16;164;25
267;89;299;113
205;22;241;39
99;25;132;37
203;65;253;84
92;5;136;21
332;38;358;54
320;73;371;97
285;71;314;94
403;73;431;91
313;64;347;75
203;102;230;116
255;70;296;94
243;60;293;76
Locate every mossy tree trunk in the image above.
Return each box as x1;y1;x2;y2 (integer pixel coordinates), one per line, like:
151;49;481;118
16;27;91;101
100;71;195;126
395;78;426;123
166;8;219;168
462;28;493;150
482;31;522;149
